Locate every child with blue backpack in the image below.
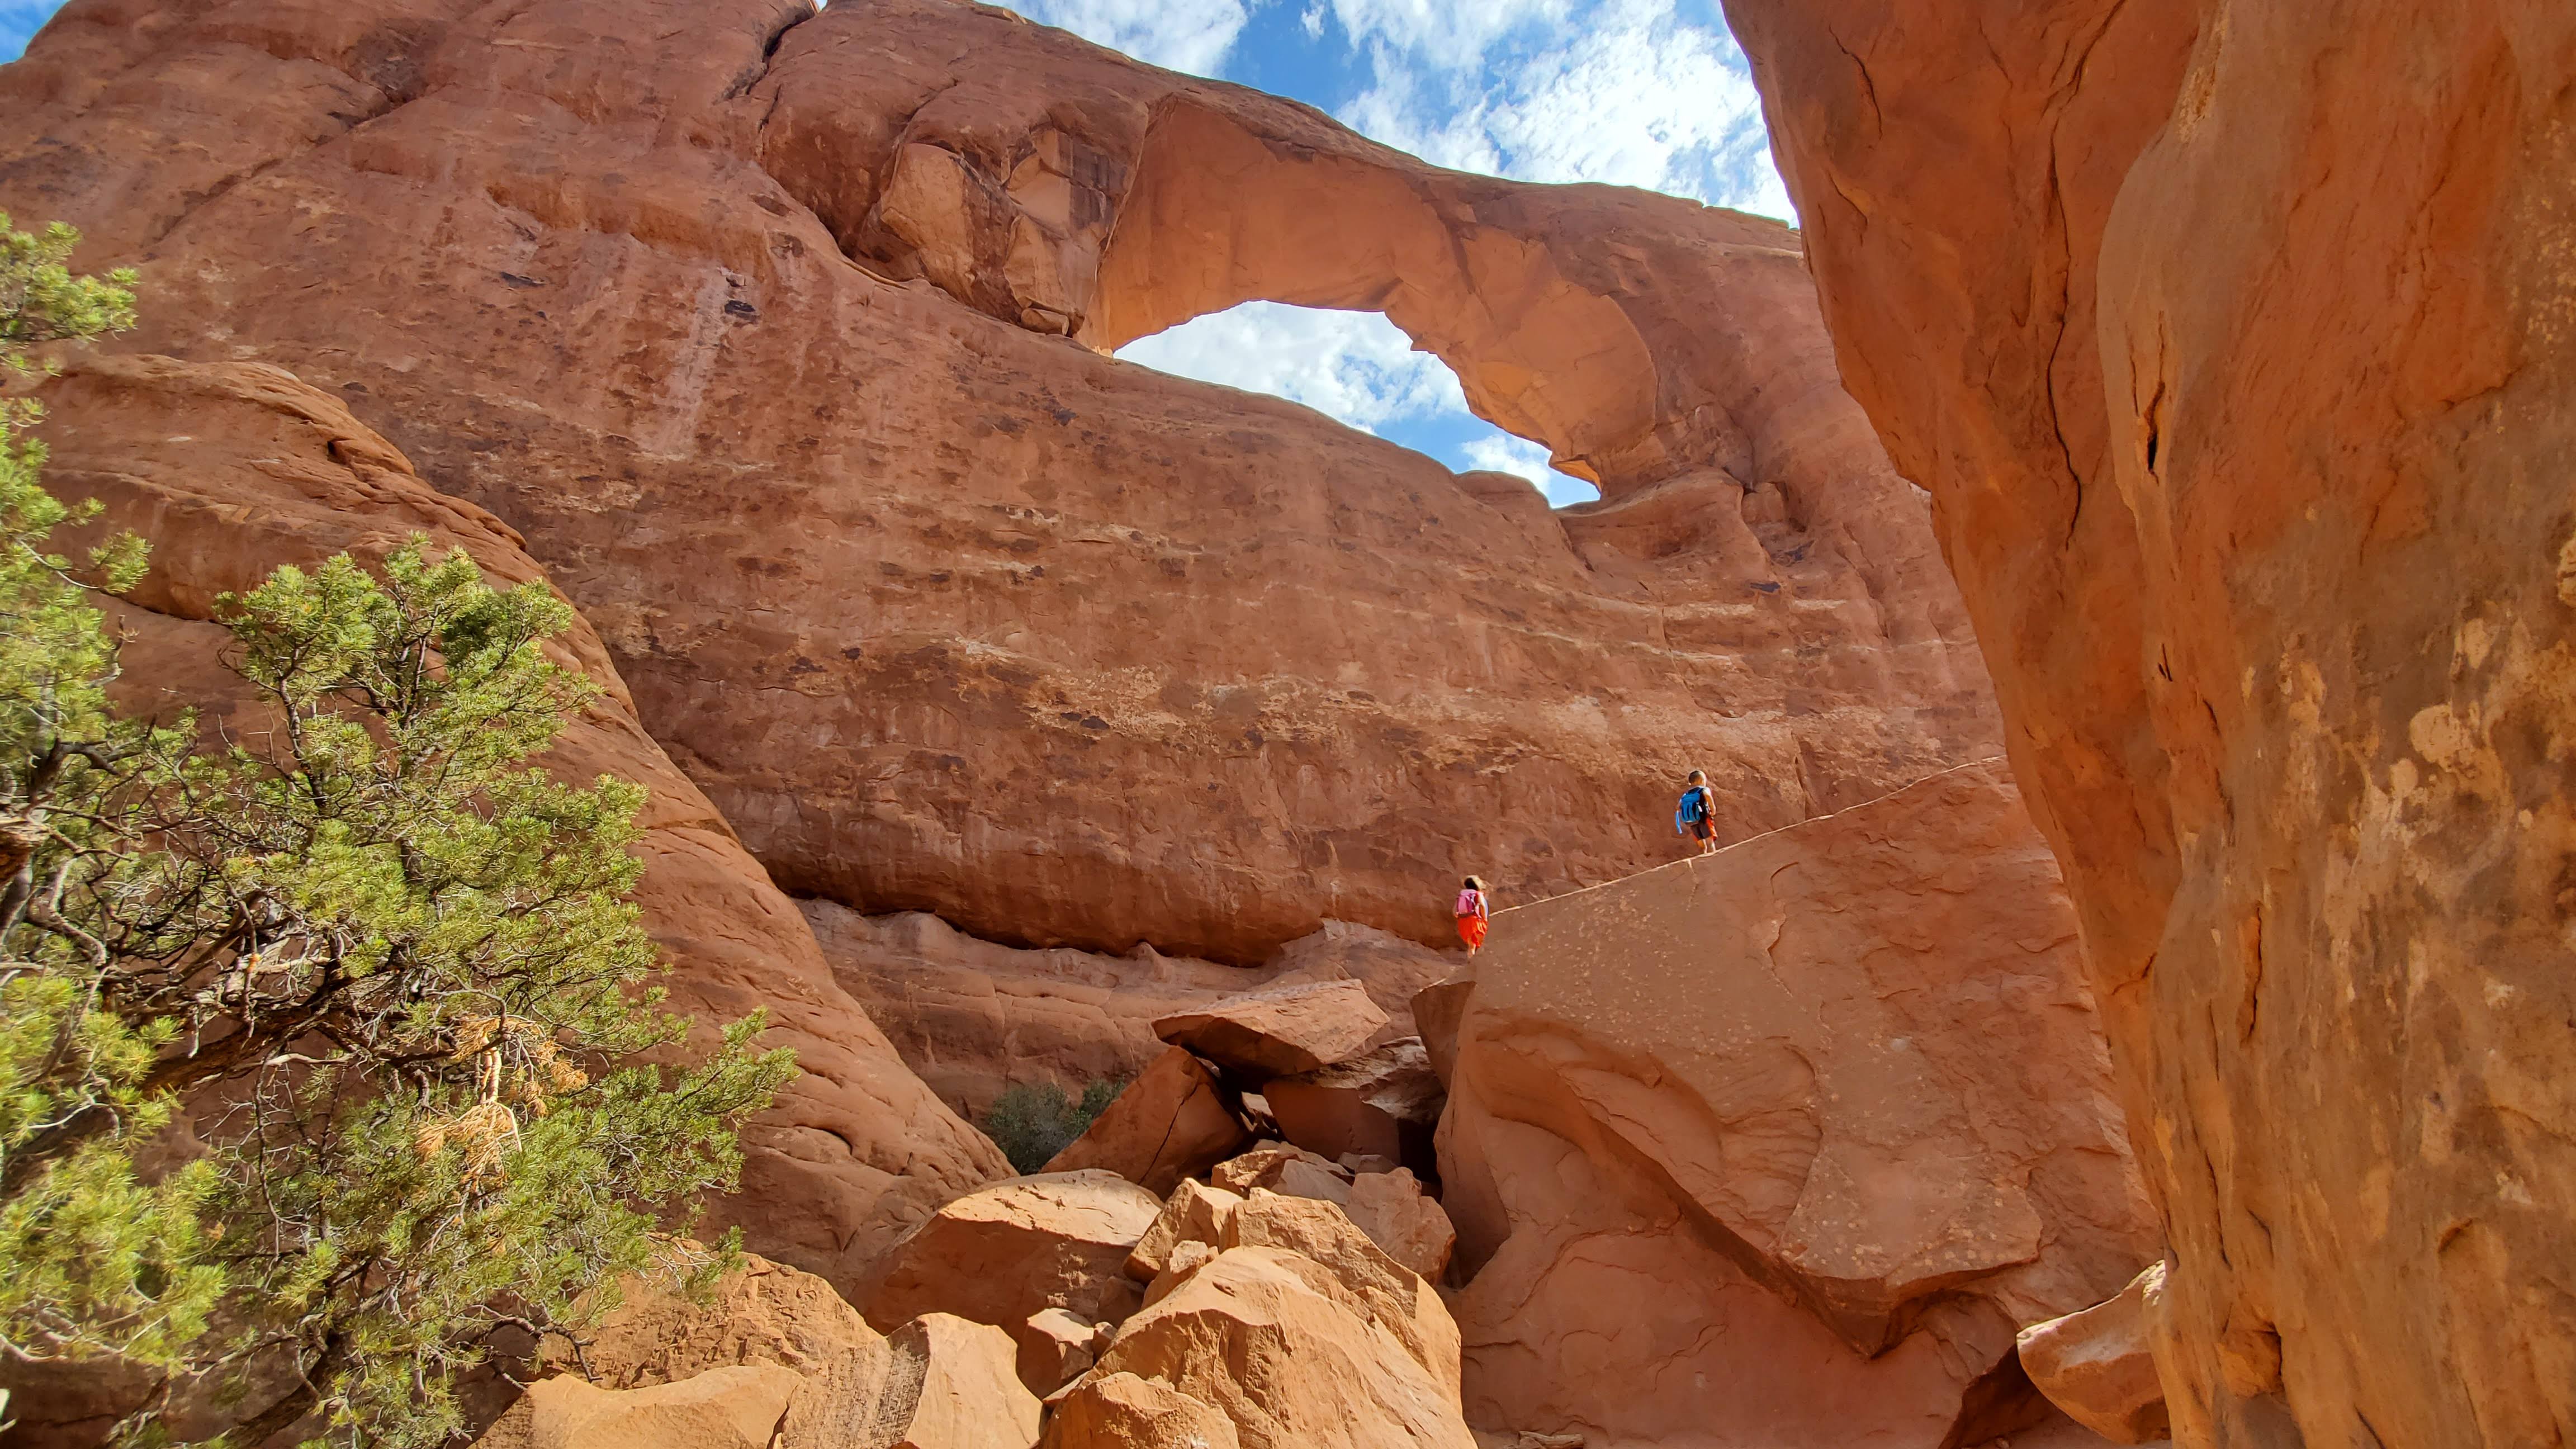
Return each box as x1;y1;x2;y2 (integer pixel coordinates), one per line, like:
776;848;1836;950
1675;769;1719;856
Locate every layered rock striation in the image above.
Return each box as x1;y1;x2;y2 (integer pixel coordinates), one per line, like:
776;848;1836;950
0;0;2001;967
1720;0;2576;1442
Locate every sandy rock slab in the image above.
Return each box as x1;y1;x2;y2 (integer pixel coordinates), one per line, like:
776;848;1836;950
863;1171;1161;1394
1043;1045;1251;1194
2017;1263;2171;1444
1153;980;1388;1078
1439;761;2156;1446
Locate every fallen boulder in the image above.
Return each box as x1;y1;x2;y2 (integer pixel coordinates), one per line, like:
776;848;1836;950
1043;1046;1251;1194
1040;1371;1243;1449
1263;1038;1442;1177
1090;1247;1475;1449
880;1313;1043;1449
557;1253;884;1389
1221;1190;1458;1395
1346;1169;1457;1284
1126;1178;1246;1281
863;1171;1161;1394
1153;981;1387;1078
474;1366;804;1449
1019;1308;1108;1396
2016;1262;2171;1444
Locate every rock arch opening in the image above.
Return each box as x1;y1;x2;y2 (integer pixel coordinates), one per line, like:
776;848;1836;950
1112;301;1603;506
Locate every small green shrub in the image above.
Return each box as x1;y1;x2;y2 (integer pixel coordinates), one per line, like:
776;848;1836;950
980;1077;1126;1175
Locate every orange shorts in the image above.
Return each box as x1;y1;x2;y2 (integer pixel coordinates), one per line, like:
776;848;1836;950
1456;914;1489;950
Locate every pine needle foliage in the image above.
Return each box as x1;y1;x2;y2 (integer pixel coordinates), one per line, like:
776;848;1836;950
0;217;796;1447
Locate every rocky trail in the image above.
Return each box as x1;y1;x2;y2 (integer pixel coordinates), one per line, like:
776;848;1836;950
3;0;2569;1445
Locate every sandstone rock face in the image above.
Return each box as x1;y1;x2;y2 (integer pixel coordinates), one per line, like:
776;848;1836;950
473;1365;805;1449
19;356;1004;1298
1718;1;2576;1442
1440;761;2155;1446
861;1171;1161;1392
1041;1047;1249;1194
2019;1263;2172;1445
1090;1247;1475;1449
1154;981;1388;1078
1040;1372;1242;1449
805;906;1449;1119
1412;975;1476;1090
0;0;2002;972
1264;1038;1443;1177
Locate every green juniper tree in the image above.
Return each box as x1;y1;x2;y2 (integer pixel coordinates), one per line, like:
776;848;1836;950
0;211;205;1377
0;217;797;1447
980;1077;1124;1175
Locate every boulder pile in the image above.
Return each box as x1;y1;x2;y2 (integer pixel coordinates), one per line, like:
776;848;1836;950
479;1144;1469;1449
475;977;1475;1449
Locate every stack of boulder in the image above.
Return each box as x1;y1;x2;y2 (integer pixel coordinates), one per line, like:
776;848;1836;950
1048;979;1450;1202
476;980;1469;1449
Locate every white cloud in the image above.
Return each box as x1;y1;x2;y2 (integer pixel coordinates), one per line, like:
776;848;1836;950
1116;303;1463;431
1461;434;1599;506
1299;3;1325;37
1322;0;1571;69
986;0;1258;78
1338;0;1793;220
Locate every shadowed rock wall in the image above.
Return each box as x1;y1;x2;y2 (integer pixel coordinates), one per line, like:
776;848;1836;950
1717;0;2576;1442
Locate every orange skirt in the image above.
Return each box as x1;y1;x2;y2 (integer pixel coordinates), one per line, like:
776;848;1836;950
1456;913;1489;950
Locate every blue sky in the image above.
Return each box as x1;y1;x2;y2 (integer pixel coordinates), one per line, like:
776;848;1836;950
2;0;1792;505
0;2;55;60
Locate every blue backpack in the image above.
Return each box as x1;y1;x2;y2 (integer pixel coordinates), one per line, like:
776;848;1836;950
1674;785;1710;834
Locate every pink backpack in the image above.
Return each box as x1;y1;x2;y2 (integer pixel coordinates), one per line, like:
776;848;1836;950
1455;888;1484;918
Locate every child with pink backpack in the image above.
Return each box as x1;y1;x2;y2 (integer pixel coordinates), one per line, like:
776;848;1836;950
1454;875;1491;954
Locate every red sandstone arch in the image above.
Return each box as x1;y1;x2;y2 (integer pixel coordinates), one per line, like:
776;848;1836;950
1086;98;1663;490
